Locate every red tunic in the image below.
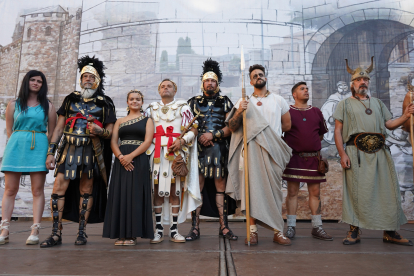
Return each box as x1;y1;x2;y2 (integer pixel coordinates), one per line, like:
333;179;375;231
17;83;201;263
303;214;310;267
282;105;328;183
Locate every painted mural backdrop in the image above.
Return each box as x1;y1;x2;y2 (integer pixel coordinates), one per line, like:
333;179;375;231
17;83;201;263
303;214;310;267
0;0;413;220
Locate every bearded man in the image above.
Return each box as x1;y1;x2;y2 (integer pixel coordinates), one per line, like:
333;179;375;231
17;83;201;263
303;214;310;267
186;59;237;241
226;64;292;246
333;57;414;246
40;56;116;247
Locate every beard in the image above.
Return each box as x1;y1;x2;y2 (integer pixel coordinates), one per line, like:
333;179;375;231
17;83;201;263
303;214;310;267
205;89;215;95
81;87;97;98
254;79;267;89
355;85;368;96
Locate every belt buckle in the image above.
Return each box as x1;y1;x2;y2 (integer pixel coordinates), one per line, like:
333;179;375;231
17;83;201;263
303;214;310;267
355;133;385;153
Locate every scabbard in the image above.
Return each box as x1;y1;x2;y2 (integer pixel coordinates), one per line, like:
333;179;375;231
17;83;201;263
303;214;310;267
90;136;108;187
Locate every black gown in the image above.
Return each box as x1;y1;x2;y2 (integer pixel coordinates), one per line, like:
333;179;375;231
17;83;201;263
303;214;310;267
103;116;154;239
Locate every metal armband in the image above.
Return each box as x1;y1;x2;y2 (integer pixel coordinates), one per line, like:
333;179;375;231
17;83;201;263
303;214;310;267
213;129;224;138
101;128;110;139
47;142;58;156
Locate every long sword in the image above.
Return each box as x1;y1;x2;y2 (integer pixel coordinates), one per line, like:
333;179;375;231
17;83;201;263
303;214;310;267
241;46;251;246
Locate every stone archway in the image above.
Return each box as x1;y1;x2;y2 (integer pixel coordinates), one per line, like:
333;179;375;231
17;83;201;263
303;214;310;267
308;8;414;109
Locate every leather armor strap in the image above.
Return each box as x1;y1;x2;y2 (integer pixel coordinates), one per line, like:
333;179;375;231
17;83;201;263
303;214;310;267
65;113;103;133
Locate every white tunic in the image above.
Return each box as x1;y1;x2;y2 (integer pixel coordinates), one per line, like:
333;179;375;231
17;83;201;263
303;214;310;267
145;99;201;223
234;93;289;136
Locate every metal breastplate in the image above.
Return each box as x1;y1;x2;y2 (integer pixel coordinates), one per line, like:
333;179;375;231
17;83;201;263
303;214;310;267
64;98;104;145
195;99;226;134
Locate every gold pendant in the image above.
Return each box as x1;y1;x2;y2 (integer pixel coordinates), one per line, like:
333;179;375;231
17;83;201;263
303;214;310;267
161;106;169;114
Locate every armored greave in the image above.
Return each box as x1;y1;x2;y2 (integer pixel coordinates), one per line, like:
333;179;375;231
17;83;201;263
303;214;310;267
50;194;65;235
75;193;93;245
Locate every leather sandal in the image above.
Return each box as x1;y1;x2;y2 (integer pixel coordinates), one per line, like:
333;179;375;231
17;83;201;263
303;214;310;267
185;226;200;241
75;231;88;245
123;238;136;246
40;232;62;248
219;226;238;241
115;239;125;246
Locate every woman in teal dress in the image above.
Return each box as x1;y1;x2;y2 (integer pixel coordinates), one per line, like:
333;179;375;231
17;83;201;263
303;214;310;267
0;70;56;245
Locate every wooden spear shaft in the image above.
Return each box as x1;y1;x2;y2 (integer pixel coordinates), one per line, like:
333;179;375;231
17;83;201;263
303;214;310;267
242;88;251;246
240;45;251;245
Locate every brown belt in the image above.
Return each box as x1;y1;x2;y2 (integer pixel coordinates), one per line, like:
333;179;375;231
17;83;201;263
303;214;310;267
345;132;387;166
294;152;319;160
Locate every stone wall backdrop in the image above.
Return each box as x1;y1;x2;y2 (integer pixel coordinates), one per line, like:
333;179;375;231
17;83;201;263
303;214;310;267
0;0;413;221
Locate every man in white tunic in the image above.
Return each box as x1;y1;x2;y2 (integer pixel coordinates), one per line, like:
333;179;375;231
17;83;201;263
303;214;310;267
227;64;292;246
145;79;201;243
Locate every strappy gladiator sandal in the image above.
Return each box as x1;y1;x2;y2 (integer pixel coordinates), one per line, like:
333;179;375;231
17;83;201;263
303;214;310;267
185;210;200;241
40;194;64;248
0;220;10;245
219;226;238;241
26;223;41;245
75;193;91;246
40;231;62;248
217;192;238;241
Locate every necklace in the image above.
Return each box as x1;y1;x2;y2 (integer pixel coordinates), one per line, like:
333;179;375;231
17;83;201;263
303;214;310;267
292;105;310;121
252;91;270;106
354;95;372;115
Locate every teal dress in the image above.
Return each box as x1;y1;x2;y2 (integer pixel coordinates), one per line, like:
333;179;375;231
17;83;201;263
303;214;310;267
1;102;48;174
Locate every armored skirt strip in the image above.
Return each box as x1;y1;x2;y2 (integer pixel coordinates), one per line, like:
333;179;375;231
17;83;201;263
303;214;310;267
282;106;328;183
103;116;154;240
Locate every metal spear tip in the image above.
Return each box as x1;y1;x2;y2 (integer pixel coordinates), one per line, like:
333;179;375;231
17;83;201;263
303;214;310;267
241;45;245;70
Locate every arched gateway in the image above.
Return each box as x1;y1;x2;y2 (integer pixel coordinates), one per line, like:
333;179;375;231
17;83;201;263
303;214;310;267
310;9;414;109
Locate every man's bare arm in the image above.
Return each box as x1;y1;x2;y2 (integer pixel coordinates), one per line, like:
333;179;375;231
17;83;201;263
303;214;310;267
228;109;243;132
281;112;291;132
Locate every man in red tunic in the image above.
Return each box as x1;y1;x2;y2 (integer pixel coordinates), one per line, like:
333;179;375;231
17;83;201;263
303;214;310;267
282;82;333;241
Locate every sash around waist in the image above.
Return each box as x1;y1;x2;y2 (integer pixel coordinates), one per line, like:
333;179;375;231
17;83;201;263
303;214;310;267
13;129;47;150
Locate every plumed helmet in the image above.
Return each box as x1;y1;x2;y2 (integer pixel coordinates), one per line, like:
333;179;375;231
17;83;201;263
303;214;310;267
345;56;374;81
200;58;222;94
78;55;106;90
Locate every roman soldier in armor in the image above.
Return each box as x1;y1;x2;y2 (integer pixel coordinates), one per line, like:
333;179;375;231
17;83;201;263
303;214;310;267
40;56;116;247
145;79;201;244
186;59;237;241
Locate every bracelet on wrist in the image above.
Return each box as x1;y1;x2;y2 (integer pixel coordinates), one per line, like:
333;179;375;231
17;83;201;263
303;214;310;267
213;129;224;138
101;128;110;138
117;153;123;158
47;142;58;156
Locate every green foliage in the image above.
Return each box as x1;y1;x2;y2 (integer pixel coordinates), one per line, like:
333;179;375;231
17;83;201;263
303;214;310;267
176;37;194;70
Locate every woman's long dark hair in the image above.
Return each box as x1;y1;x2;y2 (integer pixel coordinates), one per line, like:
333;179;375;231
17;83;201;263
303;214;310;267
17;70;49;120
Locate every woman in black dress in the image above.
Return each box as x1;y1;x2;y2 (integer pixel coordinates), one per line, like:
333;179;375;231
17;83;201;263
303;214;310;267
103;90;154;245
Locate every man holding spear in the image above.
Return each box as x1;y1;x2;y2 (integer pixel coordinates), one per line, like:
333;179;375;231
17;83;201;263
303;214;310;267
226;61;292;246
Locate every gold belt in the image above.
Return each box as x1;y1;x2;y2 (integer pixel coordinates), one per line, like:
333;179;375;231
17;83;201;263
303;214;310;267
14;130;46;150
120;140;143;146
